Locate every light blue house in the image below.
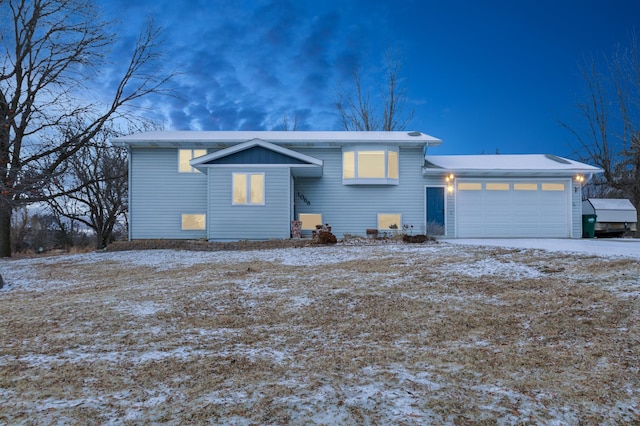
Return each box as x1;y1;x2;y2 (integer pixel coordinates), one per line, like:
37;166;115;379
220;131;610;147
112;131;601;240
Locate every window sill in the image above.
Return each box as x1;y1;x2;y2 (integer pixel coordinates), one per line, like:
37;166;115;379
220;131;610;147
342;178;399;186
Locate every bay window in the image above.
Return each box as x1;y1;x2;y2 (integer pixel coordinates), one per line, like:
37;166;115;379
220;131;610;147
342;148;399;184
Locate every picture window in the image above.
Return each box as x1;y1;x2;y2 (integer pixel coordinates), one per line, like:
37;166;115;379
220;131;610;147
233;173;265;205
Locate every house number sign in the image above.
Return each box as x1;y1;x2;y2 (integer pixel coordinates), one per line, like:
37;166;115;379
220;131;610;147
297;192;311;206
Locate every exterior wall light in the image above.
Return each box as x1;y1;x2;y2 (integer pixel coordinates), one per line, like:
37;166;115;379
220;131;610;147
445;173;455;193
575;174;585;183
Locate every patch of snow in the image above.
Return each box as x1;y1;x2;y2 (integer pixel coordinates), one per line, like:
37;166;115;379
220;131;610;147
114;301;164;316
3;346;214;369
454;258;543;279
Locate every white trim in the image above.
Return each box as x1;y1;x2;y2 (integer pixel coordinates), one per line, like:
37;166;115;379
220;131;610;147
424;185;447;237
199;163;321;169
192;139;323;167
112;130;443;148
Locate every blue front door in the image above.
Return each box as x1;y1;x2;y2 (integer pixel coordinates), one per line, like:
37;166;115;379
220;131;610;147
426;187;445;235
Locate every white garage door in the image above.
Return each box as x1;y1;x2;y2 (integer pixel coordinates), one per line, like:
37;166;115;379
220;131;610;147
456;179;571;238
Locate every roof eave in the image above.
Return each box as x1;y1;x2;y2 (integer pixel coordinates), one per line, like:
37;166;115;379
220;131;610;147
422;168;602;177
110;131;443;148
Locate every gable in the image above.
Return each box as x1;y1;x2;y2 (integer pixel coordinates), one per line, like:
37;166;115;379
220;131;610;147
191;139;323;177
204;146;307;165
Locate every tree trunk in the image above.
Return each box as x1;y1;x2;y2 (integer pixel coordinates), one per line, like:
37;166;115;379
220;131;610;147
0;204;12;258
96;229;108;250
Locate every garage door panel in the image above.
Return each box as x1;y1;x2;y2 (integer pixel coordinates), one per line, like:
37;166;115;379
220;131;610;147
456;179;570;238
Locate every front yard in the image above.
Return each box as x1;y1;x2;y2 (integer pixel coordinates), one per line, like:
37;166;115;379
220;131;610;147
1;243;639;424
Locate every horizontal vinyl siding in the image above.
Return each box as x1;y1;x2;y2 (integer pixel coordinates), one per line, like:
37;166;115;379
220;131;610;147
209;167;291;240
571;181;582;238
130;148;207;239
294;148;427;238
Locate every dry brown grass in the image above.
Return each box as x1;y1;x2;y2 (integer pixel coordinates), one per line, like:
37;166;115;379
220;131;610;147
1;243;639;424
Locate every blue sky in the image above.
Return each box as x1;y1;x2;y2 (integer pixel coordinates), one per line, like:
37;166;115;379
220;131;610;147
100;0;639;156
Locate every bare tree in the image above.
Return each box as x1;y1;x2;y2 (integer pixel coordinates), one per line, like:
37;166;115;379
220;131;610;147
562;35;640;234
0;0;175;257
280;112;299;131
47;128;128;249
337;47;414;131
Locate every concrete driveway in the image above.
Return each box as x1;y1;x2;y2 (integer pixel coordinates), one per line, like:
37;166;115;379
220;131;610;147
445;238;640;259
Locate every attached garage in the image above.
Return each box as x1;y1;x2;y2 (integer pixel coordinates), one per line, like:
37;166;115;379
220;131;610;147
455;179;571;237
423;154;603;239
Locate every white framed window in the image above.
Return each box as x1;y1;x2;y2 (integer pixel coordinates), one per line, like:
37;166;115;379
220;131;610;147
299;213;323;230
458;182;482;190
378;213;402;230
342;148;399;184
541;183;565;191
343;151;355;179
182;214;206;230
233;173;265;205
486;182;510;191
179;149;207;173
514;183;538;191
358;151;386;178
387;151;399;179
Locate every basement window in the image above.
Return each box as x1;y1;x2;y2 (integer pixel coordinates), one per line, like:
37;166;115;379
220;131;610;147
299;213;323;230
378;213;402;230
182;214;206;230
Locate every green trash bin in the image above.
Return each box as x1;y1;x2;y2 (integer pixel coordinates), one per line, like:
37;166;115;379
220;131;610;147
582;214;597;238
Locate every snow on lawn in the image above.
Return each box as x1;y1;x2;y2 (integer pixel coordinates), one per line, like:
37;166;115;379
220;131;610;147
1;242;639;424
